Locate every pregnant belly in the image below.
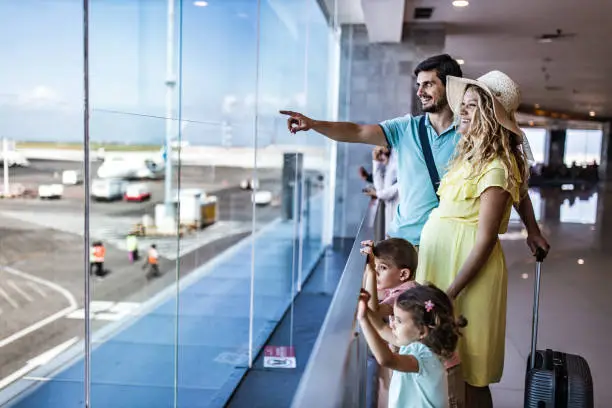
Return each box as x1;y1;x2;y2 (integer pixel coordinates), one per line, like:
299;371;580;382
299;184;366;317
420;216;478;259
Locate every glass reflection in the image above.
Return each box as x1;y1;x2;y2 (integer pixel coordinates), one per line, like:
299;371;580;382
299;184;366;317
559;190;598;224
0;1;85;406
510;187;599;225
0;0;338;407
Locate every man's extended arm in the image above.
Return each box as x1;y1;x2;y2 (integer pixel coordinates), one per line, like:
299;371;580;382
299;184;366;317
279;110;388;146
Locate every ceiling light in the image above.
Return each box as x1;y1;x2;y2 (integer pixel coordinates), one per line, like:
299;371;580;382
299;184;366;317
537;38;553;44
577;259;585;265
589;111;596;117
534;104;540;109
521;273;529;280
452;0;469;7
456;59;465;65
193;1;208;6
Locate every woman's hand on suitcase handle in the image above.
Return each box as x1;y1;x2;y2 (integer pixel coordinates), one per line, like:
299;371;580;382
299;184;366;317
526;232;550;259
356;289;371;320
534;247;547;262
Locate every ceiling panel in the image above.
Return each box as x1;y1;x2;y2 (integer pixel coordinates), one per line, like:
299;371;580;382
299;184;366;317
405;0;612;118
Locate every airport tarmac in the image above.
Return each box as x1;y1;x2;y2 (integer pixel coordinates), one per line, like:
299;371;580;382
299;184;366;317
0;159;319;389
0;159;285;214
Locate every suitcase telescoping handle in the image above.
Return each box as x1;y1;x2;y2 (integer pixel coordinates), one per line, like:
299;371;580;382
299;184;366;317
529;247;548;370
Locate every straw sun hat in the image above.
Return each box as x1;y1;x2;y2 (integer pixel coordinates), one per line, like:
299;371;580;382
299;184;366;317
446;71;534;163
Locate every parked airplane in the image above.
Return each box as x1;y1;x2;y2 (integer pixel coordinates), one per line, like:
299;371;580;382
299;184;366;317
96;151;165;180
0;149;30;167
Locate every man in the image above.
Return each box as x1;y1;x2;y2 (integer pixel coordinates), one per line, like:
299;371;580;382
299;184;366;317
143;244;160;280
126;233;139;263
90;241;106;277
280;54;549;254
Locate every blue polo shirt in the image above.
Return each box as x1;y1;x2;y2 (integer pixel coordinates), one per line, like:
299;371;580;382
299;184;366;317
379;114;458;245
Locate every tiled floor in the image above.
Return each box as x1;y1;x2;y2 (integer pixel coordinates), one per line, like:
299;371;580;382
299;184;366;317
492;185;611;407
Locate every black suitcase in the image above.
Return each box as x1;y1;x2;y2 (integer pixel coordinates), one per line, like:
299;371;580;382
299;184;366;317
524;249;594;408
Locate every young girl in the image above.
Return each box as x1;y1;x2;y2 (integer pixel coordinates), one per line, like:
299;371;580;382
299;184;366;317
358;284;467;408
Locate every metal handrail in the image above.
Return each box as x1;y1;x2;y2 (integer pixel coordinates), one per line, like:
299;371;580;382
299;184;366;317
292;200;384;408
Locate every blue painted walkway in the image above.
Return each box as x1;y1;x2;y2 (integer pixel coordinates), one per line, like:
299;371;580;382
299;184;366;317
7;198;325;408
227;239;352;408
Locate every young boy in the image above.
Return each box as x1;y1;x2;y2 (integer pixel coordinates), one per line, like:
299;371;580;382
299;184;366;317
361;238;418;319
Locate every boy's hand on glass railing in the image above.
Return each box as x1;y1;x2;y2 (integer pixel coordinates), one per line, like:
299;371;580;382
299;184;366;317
360;240;374;255
357;289;371;320
360;240;376;270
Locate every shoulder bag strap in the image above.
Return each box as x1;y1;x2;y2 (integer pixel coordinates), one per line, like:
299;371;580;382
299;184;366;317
418;116;441;200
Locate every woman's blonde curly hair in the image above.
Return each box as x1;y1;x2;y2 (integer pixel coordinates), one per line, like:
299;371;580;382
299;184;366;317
448;85;530;199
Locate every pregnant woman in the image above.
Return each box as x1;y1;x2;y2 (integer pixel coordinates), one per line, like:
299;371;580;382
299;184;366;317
416;70;537;407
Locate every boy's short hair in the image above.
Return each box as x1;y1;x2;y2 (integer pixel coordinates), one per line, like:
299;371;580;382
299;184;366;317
372;238;418;278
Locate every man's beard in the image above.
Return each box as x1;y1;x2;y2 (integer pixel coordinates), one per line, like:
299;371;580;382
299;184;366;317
422;94;448;113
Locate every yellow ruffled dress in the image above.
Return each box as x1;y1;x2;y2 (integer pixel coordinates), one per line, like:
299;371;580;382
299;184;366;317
416;158;520;387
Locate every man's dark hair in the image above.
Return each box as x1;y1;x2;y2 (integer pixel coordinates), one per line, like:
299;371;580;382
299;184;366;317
413;54;463;87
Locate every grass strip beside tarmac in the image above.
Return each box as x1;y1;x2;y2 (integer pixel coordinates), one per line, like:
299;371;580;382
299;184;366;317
16;142;160;152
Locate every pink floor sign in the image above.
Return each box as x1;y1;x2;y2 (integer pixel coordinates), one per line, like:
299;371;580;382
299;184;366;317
263;346;296;369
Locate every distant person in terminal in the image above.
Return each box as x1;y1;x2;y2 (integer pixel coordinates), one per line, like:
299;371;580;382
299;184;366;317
362;146;399;232
279;53;549;255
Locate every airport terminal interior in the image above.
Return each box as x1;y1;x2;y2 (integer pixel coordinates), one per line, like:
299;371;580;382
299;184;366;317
0;0;610;407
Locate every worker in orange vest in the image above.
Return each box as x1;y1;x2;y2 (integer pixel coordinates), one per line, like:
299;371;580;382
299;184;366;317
143;244;160;279
90;241;106;277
